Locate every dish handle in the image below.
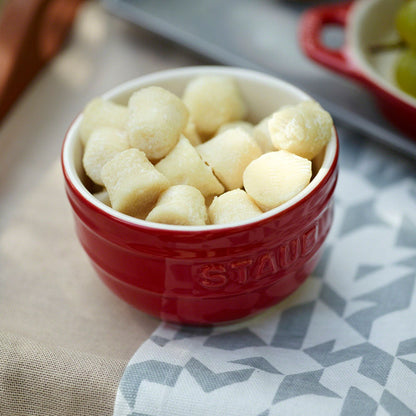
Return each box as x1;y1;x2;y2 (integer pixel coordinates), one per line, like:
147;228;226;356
0;0;85;123
299;2;363;82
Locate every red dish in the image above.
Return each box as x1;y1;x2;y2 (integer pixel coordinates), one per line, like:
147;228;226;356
300;0;416;138
61;67;339;325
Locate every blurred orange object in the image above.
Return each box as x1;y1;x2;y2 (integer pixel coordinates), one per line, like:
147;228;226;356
0;0;85;123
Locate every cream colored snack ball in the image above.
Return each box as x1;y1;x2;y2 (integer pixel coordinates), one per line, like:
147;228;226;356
93;189;110;206
127;86;189;161
183;118;202;146
252;116;275;153
243;150;312;211
208;189;262;225
146;185;208;226
101;148;169;218
217;121;254;136
268;100;333;160
82;127;130;186
79;98;128;146
183;75;247;138
155;136;224;198
197;128;262;191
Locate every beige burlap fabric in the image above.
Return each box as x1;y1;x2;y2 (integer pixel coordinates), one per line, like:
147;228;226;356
0;161;159;416
0;162;159;358
0;331;126;416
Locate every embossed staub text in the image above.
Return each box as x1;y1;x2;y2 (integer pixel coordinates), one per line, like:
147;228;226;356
194;223;320;290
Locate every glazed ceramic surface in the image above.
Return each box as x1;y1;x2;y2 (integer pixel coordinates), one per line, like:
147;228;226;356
61;66;338;325
300;0;416;138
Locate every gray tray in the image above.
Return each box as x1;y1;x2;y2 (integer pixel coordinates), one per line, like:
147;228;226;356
103;0;416;159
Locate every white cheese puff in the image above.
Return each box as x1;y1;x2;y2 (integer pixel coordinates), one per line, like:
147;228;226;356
208;189;262;225
79;98;128;146
268;100;333;160
127;86;189;161
183;75;247;138
243;150;312;211
252;116;275;153
197;128;262;191
83;127;130;186
217;121;254;136
155;136;224;198
146;185;208;226
93;189;111;206
183;118;202;146
101;148;169;218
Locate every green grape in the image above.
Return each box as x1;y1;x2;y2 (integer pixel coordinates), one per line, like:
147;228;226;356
396;0;416;49
396;49;416;98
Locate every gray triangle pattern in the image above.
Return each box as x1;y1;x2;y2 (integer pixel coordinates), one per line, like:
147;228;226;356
354;264;384;280
339;199;386;236
229;357;282;374
410;183;416;202
150;336;170;347
304;341;394;386
395;256;416;269
185;358;254;393
120;360;183;408
397;338;416;356
363;158;415;189
396;217;416;248
380;390;416;416
312;245;333;278
340;387;377;416
398;359;416;375
273;370;340;404
204;329;266;350
319;283;346;316
270;301;316;349
346;274;415;338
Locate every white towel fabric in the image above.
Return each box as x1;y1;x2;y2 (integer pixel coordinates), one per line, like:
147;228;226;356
114;132;416;416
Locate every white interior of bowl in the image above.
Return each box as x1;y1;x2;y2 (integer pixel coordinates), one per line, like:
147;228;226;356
62;66;338;232
349;0;416;107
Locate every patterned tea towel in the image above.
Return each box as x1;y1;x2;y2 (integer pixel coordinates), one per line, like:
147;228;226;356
113;134;416;416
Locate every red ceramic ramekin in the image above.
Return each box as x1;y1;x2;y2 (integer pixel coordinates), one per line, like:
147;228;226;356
61;66;339;325
300;0;416;138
